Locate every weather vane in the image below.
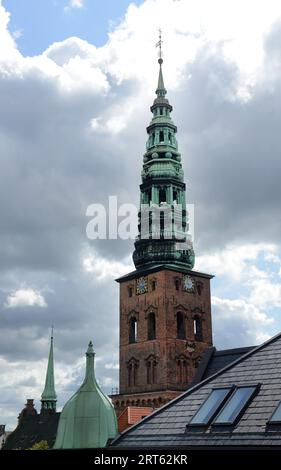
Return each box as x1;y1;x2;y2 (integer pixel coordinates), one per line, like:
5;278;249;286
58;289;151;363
156;28;163;63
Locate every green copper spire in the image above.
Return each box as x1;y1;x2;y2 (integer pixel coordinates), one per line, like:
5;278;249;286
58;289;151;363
41;328;57;414
133;39;195;270
53;341;118;449
156;58;166;97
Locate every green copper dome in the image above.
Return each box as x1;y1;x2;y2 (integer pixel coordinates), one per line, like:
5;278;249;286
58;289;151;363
53;341;118;449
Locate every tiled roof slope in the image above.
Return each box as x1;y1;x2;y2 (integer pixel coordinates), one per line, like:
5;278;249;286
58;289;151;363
191;346;255;385
112;332;281;448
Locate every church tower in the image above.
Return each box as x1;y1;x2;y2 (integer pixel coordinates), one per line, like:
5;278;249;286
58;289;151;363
111;42;213;415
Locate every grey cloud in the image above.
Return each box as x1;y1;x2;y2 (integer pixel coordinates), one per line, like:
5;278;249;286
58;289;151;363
2;20;281;429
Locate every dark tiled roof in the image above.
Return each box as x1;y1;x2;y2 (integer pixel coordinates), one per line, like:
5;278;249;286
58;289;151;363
3;413;60;450
112;332;281;448
191;346;255;385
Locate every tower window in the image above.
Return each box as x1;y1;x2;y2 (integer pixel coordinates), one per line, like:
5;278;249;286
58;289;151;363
129;317;138;343
146;356;157;384
173;189;178;203
159;131;164;142
160;211;164;232
147;312;156;340
177;312;186;340
128;287;133;297
176;357;188;383
151;280;157;291
197;284;202;296
147;362;151;384
194;316;203;341
175;279;180;290
127;359;138;387
159;188;166;203
160;108;163;115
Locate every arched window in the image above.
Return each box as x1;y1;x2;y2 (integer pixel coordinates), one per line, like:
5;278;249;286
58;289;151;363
128;286;133;297
127;358;138;387
177;312;186;340
147;312;156;340
176;357;188;384
160;108;163;115
194;316;203;341
173;189;178;203
159;130;164;142
129;317;137;343
146;356;157;384
175;279;180;290
151;280;157;291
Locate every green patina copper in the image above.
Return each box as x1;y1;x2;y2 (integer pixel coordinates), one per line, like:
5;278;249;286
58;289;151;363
53;341;118;449
41;331;57;412
133;57;195;270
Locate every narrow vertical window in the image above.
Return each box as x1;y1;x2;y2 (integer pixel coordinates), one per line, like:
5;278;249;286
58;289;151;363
147;362;151;384
129;317;137;343
128;364;132;386
159;130;164;142
177;312;186;339
159;188;166;203
147;312;156;340
194;317;203;341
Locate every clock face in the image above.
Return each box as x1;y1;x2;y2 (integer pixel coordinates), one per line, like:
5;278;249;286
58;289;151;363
136;277;148;295
183;275;194;292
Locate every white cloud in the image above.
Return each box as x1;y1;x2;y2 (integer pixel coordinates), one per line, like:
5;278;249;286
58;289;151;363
212;296;274;347
12;29;22;40
4;288;47;309
64;0;84;13
196;243;277;281
83;252;131;280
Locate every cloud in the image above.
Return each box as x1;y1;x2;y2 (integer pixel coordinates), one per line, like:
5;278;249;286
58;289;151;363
4;288;47;309
64;0;84;13
212;296;274;347
1;0;281;429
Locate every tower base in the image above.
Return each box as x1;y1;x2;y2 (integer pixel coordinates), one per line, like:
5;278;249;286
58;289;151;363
110;390;183;417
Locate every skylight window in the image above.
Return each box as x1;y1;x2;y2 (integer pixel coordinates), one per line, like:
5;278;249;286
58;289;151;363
269;402;281;423
189;388;232;426
213;386;257;425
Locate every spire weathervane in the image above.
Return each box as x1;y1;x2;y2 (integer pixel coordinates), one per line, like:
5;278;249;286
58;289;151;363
156;28;163;63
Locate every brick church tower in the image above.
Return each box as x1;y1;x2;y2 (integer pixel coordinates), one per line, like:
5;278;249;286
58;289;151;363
111;46;213;415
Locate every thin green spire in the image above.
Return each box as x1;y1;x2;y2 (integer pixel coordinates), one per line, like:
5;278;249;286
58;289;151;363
156;58;166;97
41;328;57;412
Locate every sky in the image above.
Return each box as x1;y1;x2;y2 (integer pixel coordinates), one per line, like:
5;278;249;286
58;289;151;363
1;0;281;429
